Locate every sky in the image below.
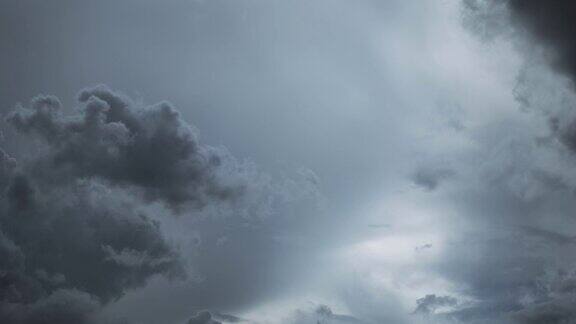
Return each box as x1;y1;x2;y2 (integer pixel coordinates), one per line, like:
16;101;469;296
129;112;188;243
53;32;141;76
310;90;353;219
2;0;576;323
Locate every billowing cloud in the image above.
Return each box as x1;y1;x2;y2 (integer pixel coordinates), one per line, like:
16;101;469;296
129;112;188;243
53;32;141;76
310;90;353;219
0;152;182;322
6;85;247;211
0;86;289;323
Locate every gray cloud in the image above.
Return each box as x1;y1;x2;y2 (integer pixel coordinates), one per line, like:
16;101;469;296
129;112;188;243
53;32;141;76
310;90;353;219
211;311;246;323
464;0;576;155
413;294;457;315
0;289;101;324
0;86;290;323
187;311;222;324
7;85;246;211
420;3;576;322
0;163;183;323
287;305;365;324
507;270;576;323
502;1;576;85
411;166;455;191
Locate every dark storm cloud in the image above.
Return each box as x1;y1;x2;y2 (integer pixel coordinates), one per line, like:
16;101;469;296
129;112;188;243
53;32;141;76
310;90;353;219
503;1;576;85
0;289;101;324
464;0;576;155
463;0;576;81
0;161;183;323
0;87;277;323
7;85;244;211
511;300;576;324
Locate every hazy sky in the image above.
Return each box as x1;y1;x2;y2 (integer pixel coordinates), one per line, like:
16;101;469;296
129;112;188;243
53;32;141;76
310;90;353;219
2;1;576;323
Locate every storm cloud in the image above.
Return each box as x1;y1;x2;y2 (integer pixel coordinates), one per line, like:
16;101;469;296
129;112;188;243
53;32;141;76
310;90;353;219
503;1;576;85
0;87;286;323
6;85;247;211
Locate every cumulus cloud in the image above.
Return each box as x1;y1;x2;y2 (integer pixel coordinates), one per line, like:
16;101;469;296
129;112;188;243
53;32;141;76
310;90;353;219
0;86;292;323
6;85;247;211
0;161;183;323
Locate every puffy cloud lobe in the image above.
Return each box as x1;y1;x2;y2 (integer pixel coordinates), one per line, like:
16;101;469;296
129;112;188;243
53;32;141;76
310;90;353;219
7;85;244;211
0;86;280;323
0;85;323;324
0;171;183;323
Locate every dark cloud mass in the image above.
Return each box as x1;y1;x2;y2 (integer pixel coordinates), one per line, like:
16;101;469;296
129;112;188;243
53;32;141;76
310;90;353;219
0;86;268;323
7;85;245;211
504;1;576;84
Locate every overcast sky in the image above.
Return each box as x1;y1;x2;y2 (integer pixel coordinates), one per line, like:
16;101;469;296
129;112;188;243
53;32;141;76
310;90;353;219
2;1;576;323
